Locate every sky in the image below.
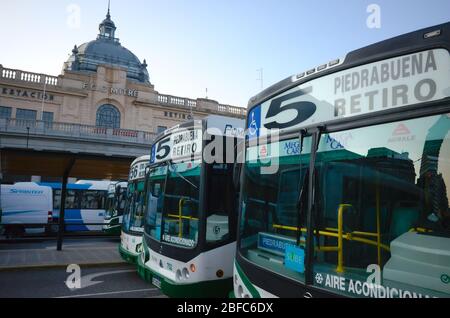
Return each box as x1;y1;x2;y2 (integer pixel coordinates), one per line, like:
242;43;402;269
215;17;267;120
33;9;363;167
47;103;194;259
0;0;449;108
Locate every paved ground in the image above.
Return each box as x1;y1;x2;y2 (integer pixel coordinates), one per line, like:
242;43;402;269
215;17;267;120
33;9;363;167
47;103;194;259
0;237;123;270
0;264;165;298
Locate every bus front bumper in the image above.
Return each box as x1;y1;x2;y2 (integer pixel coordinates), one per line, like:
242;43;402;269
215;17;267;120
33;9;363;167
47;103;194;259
102;218;121;235
143;265;232;298
103;226;121;235
118;245;139;264
136;253;152;283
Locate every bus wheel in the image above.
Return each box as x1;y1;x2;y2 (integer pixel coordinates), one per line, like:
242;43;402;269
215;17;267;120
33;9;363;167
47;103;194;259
5;225;25;238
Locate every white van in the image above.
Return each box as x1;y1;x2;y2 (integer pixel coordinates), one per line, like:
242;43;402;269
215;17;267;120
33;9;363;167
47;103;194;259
0;183;53;237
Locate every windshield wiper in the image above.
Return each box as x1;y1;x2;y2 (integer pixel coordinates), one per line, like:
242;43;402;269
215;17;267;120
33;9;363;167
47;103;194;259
296;129;308;246
168;161;198;190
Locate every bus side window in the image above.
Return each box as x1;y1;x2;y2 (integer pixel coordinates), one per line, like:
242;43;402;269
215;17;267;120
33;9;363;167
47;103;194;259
206;163;234;244
54;190;61;210
80;190;105;209
65;190;77;209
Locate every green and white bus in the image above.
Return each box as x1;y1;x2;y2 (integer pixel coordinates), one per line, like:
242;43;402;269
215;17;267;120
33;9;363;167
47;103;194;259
234;22;450;298
138;115;244;297
119;155;150;264
103;181;128;235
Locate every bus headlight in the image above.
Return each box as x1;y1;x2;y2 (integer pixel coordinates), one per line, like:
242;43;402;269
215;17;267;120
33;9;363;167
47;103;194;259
182;268;190;279
238;285;245;298
176;269;183;281
237;285;251;298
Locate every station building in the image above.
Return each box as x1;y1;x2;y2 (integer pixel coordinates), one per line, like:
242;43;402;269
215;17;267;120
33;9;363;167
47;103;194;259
0;8;245;138
0;8;245;183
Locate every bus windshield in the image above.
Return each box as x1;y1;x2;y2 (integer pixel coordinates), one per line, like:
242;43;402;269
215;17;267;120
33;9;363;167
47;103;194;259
116;188;127;216
239;114;450;297
104;193;115;219
105;187;126;219
123;180;146;233
145;165;168;241
309;115;450;297
145;160;201;249
239;138;312;283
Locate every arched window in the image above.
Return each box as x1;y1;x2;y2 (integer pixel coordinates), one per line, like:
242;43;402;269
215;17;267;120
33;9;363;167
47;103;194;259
96;104;120;128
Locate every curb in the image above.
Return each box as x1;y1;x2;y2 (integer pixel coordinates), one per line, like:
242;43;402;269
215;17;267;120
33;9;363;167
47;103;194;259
0;261;127;272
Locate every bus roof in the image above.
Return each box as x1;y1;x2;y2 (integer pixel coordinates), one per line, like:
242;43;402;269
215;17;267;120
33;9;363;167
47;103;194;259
150;115;245;165
75;180;112;190
152;115;245;145
10;182;47;187
38;182;92;190
248;22;450;109
245;22;450;139
108;181;127;193
131;155;151;167
115;181;128;188
5;183;52;192
38;181;111;191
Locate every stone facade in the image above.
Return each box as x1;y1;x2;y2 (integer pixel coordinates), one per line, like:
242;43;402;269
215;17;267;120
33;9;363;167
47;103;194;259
0;64;245;135
0;9;245;137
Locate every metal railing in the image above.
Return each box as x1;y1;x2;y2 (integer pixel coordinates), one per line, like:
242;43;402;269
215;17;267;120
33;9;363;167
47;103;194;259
0;65;247;117
157;93;247;116
0;118;156;145
0;65;59;86
157;94;197;108
272;204;391;274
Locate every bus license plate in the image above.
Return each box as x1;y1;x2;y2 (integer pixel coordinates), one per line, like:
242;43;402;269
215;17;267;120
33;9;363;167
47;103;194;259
152;276;162;289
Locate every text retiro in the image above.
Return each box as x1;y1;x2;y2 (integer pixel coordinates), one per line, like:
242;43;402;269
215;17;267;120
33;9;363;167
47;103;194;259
334;50;438;117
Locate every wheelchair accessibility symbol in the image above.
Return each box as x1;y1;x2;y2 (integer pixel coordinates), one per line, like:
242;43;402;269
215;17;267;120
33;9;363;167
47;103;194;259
248;112;258;137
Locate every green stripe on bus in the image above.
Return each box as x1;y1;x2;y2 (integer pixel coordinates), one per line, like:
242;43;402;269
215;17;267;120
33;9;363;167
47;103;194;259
235;260;261;298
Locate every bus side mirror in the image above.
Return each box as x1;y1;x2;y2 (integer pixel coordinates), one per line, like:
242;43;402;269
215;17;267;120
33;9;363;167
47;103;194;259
233;141;244;190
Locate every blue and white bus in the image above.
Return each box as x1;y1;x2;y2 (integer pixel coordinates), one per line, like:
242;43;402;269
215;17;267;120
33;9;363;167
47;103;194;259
40;180;111;232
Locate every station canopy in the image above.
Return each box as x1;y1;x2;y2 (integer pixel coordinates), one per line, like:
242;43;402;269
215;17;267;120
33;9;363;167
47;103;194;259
1;149;133;180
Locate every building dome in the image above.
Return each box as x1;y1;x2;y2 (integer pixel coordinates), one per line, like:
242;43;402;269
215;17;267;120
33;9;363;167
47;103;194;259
63;6;150;83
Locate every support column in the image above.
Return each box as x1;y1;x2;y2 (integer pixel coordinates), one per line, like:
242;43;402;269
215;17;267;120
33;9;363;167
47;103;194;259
56;158;76;251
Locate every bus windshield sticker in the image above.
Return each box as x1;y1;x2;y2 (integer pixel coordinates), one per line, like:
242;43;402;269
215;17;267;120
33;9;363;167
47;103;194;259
284;245;305;274
313;270;438;298
150;165;168;178
247;138;310;162
252;49;450;137
162;234;196;248
247;105;261;139
257;232;297;257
